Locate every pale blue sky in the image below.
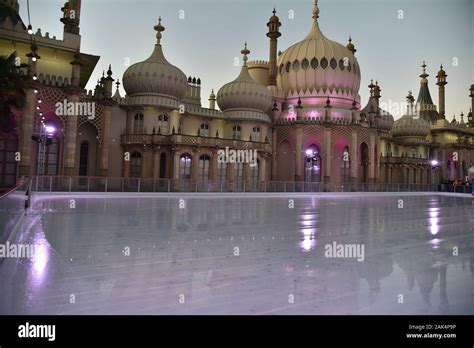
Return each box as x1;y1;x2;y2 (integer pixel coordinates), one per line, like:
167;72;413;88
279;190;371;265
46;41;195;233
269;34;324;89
19;0;473;119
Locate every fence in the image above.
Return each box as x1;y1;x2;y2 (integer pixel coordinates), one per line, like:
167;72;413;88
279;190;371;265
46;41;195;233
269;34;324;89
0;178;31;244
29;176;442;194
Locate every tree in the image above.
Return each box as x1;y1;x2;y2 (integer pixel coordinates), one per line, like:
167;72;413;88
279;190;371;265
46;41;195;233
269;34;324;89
0;52;28;133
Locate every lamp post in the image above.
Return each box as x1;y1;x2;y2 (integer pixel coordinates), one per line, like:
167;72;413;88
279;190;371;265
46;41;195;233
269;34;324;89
430;159;440;187
31;123;57;188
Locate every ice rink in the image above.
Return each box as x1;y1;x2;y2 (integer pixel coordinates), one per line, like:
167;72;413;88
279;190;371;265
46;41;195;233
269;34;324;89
0;193;473;315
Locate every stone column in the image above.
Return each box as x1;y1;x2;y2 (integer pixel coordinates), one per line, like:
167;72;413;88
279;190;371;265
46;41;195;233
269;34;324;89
153;149;160;179
260;156;266;182
173;151;180;180
350;130;357;183
99;102;112;176
271;127;277;180
19;88;37;176
324;128;332;182
62;91;80;176
368;133;375;183
192;151;199;181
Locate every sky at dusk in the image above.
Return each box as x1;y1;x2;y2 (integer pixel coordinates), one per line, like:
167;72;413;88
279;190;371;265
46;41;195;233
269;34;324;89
19;0;473;120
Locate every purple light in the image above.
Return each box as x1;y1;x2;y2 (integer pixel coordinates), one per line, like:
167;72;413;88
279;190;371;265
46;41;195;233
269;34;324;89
306;149;314;156
44;125;56;135
430;160;439;167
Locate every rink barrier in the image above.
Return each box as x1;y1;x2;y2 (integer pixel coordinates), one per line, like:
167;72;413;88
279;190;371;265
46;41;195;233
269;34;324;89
0;178;32;245
24;176;445;194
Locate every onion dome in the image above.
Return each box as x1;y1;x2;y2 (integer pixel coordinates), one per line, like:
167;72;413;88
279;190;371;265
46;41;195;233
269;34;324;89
122;18;188;106
391;115;430;137
276;0;361;107
217;44;272;121
392;92;430;138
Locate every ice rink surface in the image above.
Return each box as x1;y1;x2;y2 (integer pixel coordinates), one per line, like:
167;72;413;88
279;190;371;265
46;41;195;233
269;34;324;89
0;193;473;315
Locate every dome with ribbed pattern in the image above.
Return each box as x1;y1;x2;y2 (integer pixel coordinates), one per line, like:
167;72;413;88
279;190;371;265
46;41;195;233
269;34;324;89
276;1;360;107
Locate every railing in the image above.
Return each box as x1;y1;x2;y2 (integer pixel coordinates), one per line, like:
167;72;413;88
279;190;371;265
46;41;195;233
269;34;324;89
0;178;31;244
439;184;472;194
28;176;442;194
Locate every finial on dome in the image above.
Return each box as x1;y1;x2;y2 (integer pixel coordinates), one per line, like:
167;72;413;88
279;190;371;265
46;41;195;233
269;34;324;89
241;42;250;66
154;17;165;44
420;61;429;81
107;64;113;77
312;0;320;20
273;6;276;15
346;36;357;55
116;78;120;89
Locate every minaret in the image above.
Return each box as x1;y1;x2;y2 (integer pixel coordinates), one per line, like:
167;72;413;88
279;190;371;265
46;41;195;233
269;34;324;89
61;0;81;35
406;91;415;116
373;81;381;107
436;65;447;118
266;7;281;87
209;89;216;110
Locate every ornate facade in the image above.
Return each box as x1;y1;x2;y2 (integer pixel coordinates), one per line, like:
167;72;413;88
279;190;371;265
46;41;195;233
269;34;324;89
1;0;473;190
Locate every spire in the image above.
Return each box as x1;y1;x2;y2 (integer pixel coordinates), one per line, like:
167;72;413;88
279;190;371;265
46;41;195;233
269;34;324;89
420;61;429;82
241;42;250;67
312;0;320;20
154;17;165;45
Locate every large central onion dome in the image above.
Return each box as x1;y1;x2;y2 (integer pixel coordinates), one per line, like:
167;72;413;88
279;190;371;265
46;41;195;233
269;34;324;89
123;18;188;106
217;44;272;122
277;0;361;107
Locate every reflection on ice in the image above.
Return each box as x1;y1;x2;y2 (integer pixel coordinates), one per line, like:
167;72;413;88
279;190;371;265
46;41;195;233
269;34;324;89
0;193;473;315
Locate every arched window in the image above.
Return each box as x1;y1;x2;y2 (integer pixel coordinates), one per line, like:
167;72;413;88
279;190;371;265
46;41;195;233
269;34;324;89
198;155;210;180
200;123;210;137
394;146;399;157
158;114;169;134
233;162;244;182
250;160;260;182
304;145;321;183
133;113;144;134
385;143;391;157
130;152;142;178
159;153;167;179
0;134;18;187
217;161;227;181
232;126;241;140
179;154;192;180
341;146;350;184
252;127;261;142
79;141;89;177
410;148;417;158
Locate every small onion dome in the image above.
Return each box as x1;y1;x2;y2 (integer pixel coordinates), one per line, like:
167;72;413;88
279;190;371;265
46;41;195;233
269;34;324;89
346;36;356;55
217;44;272;114
437;64;447;78
391;115;430;138
209;89;216;100
122;18;188;101
269;7;280;22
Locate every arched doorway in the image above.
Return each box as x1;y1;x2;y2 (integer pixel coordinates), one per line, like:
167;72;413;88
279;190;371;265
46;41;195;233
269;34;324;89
179;154;192;180
198;155;210;181
159;153;167;179
130;152;142;178
341;146;350;184
304;145;322;182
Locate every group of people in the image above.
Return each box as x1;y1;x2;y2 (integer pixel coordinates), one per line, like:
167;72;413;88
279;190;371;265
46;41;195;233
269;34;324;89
442;178;473;187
